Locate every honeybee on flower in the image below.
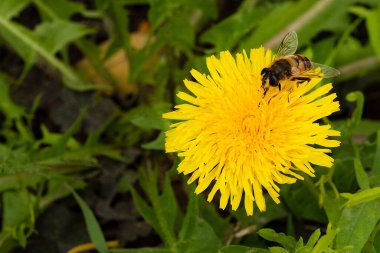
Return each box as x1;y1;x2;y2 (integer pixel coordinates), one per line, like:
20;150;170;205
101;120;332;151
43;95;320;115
163;32;341;215
261;31;340;95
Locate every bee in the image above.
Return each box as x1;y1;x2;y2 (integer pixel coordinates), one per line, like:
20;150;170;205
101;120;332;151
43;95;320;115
261;31;340;95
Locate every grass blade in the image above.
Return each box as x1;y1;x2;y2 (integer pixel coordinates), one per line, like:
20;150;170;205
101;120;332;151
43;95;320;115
70;187;109;253
0;17;94;91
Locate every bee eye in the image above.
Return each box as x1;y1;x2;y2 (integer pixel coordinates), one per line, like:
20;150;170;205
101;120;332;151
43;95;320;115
269;75;278;86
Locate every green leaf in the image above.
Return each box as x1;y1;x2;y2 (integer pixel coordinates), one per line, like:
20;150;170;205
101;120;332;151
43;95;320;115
341;187;380;207
142;132;165;150
294;237;304;251
179;186;198;241
159;175;179;234
311;224;337;253
269;247;288;253
200;5;268;51
0;145;44;173
85;111;118;148
321;190;342;227
71;189;109;253
332;120;380;138
372;130;380;175
147;0;179;31
354;158;370;189
240;0;315;49
199;195;233;240
239;0;348;50
305;229;321;248
128;103;171;131
333;156;357;193
180;218;221;253
186;0;217;24
231;194;287;230
156;15;195;51
306;35;334;64
373;228;380;252
0;21;37;70
366;6;380;60
178;186;221;253
94;0;110;11
0;173;38;193
294;229;325;253
349;5;370;18
218;246;270;253
257;229;296;251
110;248;171;253
334;37;375;68
2;191;32;230
362;242;377;253
0;0;30;19
281;182;327;223
369;175;380;187
0;78;25;120
129;186;161;237
106;2;131;53
131;169;178;249
36;109;86;160
34;0;86;20
35;20;93;54
336;199;380;253
146;0;212;55
0;18;94;91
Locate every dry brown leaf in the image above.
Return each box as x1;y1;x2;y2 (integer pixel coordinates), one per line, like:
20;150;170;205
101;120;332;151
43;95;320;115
76;21;152;96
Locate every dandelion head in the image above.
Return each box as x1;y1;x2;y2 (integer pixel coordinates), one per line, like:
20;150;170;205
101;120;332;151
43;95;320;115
163;47;340;215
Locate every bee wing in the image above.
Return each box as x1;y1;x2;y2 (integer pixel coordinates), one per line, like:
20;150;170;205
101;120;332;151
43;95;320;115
293;71;324;79
311;62;340;78
276;31;298;57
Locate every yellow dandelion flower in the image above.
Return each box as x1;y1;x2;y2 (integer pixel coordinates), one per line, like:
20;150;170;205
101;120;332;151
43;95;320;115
163;47;340;215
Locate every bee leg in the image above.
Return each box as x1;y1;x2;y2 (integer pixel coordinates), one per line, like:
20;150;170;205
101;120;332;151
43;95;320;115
263;87;269;97
298;77;311;82
278;83;282;91
291;77;311;87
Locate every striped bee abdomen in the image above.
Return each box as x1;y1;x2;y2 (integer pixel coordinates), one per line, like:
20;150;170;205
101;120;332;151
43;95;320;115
289;54;312;75
261;31;340;95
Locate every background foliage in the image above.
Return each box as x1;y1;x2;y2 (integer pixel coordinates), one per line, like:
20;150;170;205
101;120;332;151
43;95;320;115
0;0;380;252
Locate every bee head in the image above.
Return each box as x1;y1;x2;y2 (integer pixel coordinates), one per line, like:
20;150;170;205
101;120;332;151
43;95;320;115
261;68;279;87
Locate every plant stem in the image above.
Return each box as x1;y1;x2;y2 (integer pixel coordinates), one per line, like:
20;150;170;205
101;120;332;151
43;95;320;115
264;0;333;48
0;17;92;91
338;56;379;75
324;18;362;66
145;170;178;252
